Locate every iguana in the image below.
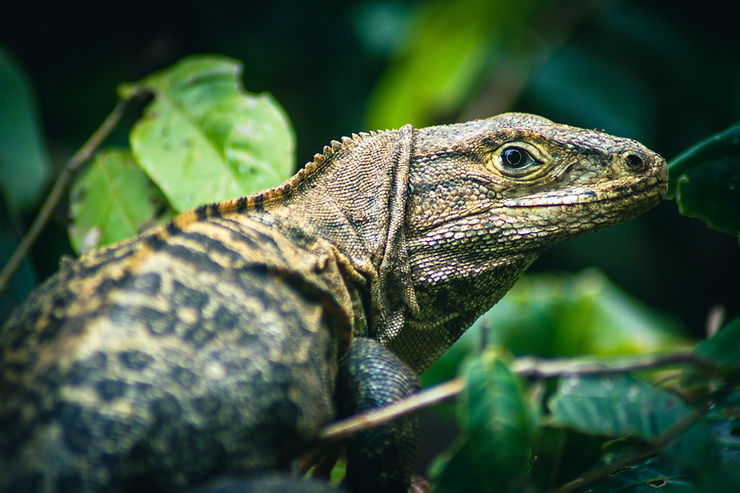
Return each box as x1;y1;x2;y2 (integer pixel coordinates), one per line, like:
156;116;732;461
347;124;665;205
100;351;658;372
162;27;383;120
0;113;667;492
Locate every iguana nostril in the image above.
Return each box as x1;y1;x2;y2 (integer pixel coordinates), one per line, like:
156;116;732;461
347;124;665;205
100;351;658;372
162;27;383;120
624;152;645;170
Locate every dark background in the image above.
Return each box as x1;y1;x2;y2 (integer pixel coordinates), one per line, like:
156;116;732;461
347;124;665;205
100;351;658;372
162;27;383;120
1;0;738;335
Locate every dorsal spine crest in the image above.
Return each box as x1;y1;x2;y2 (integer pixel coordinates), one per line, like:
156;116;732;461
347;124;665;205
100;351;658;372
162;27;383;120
161;129;381;235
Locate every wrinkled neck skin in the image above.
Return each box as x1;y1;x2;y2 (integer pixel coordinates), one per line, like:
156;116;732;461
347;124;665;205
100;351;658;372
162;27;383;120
260;125;417;345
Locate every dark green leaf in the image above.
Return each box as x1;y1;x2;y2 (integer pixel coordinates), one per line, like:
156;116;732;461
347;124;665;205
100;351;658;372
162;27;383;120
69;149;166;253
432;351;538;491
548;374;719;469
124;55;294;212
695;317;740;373
0;47;49;210
583;455;693;492
682;318;740;387
667;122;740;235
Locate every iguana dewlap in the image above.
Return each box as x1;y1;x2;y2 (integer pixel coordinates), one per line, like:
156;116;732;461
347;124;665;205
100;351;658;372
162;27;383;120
0;113;668;492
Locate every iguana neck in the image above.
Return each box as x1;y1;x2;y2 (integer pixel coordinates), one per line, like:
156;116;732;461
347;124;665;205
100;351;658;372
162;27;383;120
233;125;418;339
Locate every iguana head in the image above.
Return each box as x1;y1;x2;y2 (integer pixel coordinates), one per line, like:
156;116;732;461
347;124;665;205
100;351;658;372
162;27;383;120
384;113;667;372
407;113;667;256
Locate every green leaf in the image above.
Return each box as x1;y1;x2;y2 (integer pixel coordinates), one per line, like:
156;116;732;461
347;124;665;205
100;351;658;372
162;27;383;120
682;316;740;386
0;47;49;210
667;122;740;235
548;374;719;469
432;351;538;491
126;55;294;212
69;149;166;253
695;317;740;373
584;455;693;492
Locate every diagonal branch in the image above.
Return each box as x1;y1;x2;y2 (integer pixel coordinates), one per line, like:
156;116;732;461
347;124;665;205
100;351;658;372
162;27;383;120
0;97;131;292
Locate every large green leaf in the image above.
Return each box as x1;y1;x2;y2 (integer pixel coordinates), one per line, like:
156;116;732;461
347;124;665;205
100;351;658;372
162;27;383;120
694;316;740;374
548;374;719;470
0;47;49;211
431;352;538;492
123;55;294;212
667;122;740;236
69;149;165;253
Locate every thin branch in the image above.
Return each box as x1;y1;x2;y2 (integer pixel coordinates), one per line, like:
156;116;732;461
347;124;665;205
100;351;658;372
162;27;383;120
319;351;707;442
510;350;703;378
0;98;130;293
320;378;465;441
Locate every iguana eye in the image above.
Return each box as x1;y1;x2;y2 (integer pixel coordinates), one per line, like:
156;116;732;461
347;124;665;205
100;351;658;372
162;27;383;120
501;146;535;169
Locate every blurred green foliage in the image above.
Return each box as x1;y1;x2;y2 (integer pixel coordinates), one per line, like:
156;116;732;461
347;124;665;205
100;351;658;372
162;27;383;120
430;353;538;492
422;270;688;387
0;48;49;212
366;0;548;129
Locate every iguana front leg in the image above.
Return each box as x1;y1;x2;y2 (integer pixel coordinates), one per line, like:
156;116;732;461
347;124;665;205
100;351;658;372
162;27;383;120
337;337;420;492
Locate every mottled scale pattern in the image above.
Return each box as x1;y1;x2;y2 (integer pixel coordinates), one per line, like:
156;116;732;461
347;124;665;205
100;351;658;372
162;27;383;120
0;214;356;492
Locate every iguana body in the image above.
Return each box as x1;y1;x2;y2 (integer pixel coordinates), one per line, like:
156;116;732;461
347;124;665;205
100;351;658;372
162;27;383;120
0;113;667;492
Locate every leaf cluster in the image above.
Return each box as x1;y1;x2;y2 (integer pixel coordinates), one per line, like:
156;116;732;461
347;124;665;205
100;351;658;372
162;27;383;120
70;56;295;253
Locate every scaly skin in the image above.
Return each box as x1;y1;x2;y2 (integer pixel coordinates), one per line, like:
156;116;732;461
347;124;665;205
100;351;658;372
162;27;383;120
0;113;667;492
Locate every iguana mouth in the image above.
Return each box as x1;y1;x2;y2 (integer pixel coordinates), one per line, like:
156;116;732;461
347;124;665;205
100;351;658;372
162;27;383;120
501;176;667;209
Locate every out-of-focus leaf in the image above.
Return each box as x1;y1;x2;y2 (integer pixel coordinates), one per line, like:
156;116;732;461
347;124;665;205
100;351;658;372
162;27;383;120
707;393;740;466
689;406;740;491
583;395;740;492
423;270;686;387
667;122;740;236
0;210;36;321
69;149;166;253
352;2;413;56
695;317;740;372
692;464;740;493
548;374;719;469
0;47;49;210
123;55;294;212
683;317;740;387
365;0;547;129
431;351;538;492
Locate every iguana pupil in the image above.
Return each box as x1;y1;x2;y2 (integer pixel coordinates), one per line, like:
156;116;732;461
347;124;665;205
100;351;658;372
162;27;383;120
502;146;528;168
